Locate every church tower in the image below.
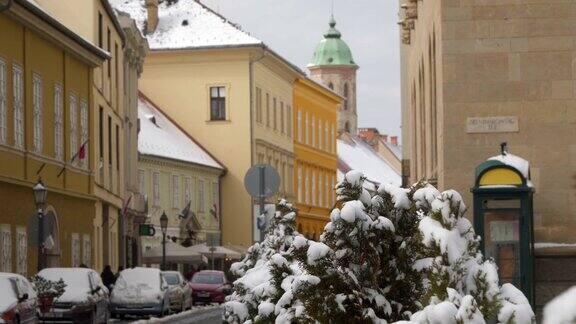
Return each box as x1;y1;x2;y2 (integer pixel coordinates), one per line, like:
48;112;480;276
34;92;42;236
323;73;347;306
308;16;359;134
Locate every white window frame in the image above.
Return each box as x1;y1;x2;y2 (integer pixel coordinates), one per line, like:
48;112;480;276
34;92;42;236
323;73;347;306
80;99;89;168
0;225;11;273
71;233;80;267
13;64;23;149
325;173;330;208
297;110;302;142
287;105;292;138
138;169;146;195
82;234;91;268
319;171;323;207
69;93;78;164
312;169;316;205
16;227;26;276
324;122;329;152
32;73;43;153
198;179;205;212
152;172;160;206
172;174;180;208
331;124;335;153
184;177;191;204
305;111;309;145
305;168;310;204
212;182;218;211
297;165;303;203
0;58;6;145
318;119;323;151
54;84;64;160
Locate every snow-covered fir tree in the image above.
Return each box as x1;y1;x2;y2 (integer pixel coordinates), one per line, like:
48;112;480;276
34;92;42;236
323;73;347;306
225;170;534;324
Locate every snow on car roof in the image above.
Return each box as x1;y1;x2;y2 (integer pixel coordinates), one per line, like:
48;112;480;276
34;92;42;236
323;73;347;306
119;267;162;286
138;93;224;169
110;0;262;50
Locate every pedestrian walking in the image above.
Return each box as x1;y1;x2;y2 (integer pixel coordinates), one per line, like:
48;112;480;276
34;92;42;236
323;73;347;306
101;265;115;290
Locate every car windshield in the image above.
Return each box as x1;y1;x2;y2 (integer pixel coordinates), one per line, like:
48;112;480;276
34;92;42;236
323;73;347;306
163;273;180;285
192;273;223;284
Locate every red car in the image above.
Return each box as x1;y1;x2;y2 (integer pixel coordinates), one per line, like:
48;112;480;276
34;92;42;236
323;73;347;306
189;271;232;304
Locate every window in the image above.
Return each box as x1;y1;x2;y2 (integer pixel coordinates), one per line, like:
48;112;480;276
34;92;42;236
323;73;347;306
108;116;112;166
312;169;316;205
319;172;323;207
328;82;334;90
297;110;302;142
256;87;262;123
0;225;11;272
331;124;335;153
305;168;310;204
305;111;309;145
82;234;91;268
318;119;322;150
13;65;23;149
98;12;103;48
16;227;26;276
325;173;330;207
115;124;119;170
138;169;146;194
71;233;80;267
107;28;111;78
54;85;64;160
32;74;43;153
265;93;270;127
273;98;277;130
288;164;294;195
282;162;286;194
152;172;160;206
287;105;292;138
343;83;349;110
212;182;218;209
280;101;284;134
198;179;205;212
297;165;303;202
99;107;103;160
324;121;329;152
184;177;191;203
69;93;78;162
210;86;226;121
81;99;89;167
311;116;316;148
0;59;6;145
115;43;119;89
172;175;180;208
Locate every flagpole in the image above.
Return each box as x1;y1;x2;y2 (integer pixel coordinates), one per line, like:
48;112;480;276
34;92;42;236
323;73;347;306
57;139;90;178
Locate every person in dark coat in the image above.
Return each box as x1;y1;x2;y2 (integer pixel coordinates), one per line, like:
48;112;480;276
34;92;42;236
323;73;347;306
101;265;115;290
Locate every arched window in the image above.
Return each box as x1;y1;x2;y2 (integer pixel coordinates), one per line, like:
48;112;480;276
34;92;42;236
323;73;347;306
328;82;334;90
343;83;349;110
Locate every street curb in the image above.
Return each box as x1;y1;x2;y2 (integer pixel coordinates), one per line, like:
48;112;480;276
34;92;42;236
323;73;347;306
131;305;221;323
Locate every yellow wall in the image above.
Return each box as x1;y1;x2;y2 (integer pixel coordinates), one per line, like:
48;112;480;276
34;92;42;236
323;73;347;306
0;9;98;274
293;79;340;239
138;156;222;250
139;49;253;248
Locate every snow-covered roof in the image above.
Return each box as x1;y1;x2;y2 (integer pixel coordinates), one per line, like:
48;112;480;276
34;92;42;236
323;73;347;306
138;93;224;170
110;0;262;50
383;141;402;159
337;136;401;187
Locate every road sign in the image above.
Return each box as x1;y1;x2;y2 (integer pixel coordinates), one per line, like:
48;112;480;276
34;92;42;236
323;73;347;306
244;164;280;198
139;224;156;237
27;213;56;247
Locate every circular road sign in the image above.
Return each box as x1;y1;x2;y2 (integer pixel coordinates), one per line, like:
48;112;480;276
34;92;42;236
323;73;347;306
244;164;281;198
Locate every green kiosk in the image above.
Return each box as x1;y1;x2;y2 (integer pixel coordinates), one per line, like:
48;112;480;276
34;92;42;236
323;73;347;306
471;144;534;306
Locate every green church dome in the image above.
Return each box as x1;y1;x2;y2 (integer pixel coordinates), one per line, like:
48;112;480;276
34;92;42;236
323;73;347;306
309;17;357;67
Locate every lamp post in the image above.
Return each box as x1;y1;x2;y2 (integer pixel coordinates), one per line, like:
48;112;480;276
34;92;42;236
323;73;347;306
160;211;168;271
33;180;47;272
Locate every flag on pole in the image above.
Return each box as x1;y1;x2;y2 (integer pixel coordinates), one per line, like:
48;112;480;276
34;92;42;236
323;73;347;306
57;139;89;178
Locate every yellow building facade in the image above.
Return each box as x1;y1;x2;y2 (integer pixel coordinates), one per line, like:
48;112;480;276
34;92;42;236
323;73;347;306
36;0;129;271
293;78;340;240
0;0;107;275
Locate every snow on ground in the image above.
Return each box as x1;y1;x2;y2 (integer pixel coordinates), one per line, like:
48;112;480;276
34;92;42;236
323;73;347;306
110;0;261;50
138;94;223;169
338;136;401;187
129;305;221;323
543;286;576;324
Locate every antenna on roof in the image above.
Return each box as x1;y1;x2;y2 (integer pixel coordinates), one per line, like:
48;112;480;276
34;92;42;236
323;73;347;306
331;0;335;20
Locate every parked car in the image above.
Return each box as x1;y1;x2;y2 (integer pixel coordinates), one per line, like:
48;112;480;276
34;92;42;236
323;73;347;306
162;271;192;313
0;273;37;324
37;268;109;324
110;267;170;318
189;270;232;304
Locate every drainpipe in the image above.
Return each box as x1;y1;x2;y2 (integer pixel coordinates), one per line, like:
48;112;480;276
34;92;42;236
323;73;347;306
0;0;13;12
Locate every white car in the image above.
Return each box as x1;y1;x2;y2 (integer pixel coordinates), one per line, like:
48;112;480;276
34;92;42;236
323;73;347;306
110;267;170;319
0;273;37;324
38;268;109;324
162;271;192;313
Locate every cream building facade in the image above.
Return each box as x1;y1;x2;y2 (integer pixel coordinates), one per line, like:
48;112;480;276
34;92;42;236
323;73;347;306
399;0;576;310
112;0;303;249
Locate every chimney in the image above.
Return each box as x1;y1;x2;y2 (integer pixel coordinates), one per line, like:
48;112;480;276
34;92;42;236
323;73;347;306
145;0;159;34
381;135;388;143
390;136;398;146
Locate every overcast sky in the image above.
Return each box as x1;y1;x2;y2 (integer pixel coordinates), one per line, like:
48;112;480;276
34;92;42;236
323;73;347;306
202;0;401;137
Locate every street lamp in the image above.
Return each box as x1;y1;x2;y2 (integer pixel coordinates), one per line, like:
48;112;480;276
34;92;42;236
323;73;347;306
160;211;168;271
33;180;47;271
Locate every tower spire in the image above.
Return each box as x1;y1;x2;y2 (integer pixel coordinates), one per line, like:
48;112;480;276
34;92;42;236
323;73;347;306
330;0;336;27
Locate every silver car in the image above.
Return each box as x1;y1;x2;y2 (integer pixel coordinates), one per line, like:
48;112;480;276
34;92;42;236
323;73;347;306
162;271;192;313
0;273;37;324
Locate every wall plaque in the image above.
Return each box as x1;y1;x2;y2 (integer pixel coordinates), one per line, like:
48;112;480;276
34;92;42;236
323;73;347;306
466;116;519;133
